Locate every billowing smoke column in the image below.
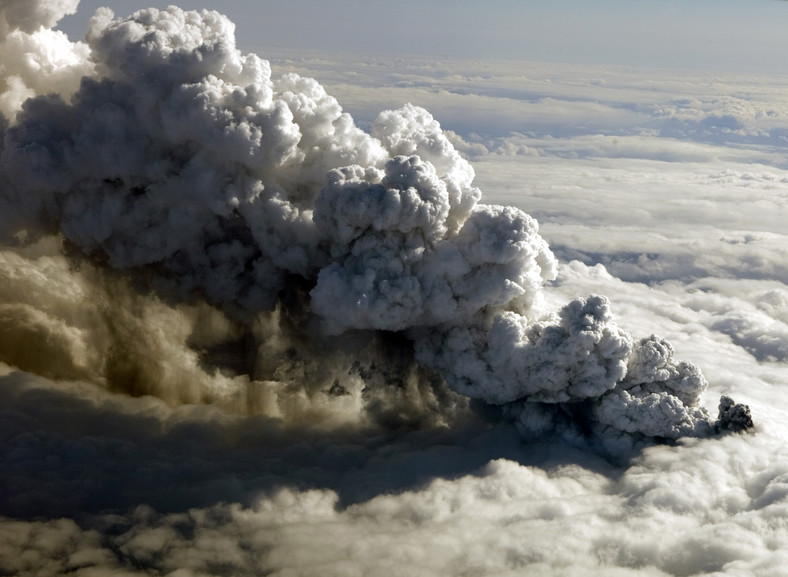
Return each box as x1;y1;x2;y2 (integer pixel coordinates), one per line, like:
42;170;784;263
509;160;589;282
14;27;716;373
0;2;752;447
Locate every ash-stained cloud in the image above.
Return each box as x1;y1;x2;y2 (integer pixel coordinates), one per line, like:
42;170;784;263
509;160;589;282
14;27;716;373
0;2;752;449
2;3;782;577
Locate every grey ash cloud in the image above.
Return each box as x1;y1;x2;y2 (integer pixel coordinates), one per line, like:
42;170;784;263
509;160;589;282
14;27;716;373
0;3;750;447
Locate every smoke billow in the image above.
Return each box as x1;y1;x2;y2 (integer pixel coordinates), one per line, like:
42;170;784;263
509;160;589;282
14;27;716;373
0;0;90;122
0;2;752;447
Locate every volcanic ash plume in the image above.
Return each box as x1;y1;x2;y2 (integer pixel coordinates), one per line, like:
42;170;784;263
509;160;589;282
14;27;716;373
0;0;91;122
0;3;752;446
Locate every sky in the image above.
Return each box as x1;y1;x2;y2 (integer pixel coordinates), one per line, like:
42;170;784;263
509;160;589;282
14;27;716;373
57;0;788;74
2;1;788;576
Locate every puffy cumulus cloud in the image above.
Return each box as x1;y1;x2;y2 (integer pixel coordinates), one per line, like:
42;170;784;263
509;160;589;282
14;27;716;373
592;335;714;439
498;332;725;451
415;295;630;405
2;460;619;577
0;2;752;454
312;160;554;334
1;6;386;299
371;102;481;233
0;0;91;122
3;431;787;576
0;0;78;34
711;311;788;363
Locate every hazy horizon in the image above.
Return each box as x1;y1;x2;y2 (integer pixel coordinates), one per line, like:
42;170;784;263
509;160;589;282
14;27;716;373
57;0;788;75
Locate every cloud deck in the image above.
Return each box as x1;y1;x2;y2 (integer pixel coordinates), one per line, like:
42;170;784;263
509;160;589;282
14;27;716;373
0;3;781;576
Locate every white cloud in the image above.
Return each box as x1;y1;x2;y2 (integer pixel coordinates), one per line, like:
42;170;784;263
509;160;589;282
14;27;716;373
1;387;785;576
270;55;788;161
2;3;787;577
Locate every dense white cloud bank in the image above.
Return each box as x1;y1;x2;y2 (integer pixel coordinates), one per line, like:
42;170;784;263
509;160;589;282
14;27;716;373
0;0;90;121
0;372;783;577
0;2;779;576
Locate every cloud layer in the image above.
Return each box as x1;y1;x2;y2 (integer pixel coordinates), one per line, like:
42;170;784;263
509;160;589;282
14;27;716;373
0;370;782;577
0;3;780;576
